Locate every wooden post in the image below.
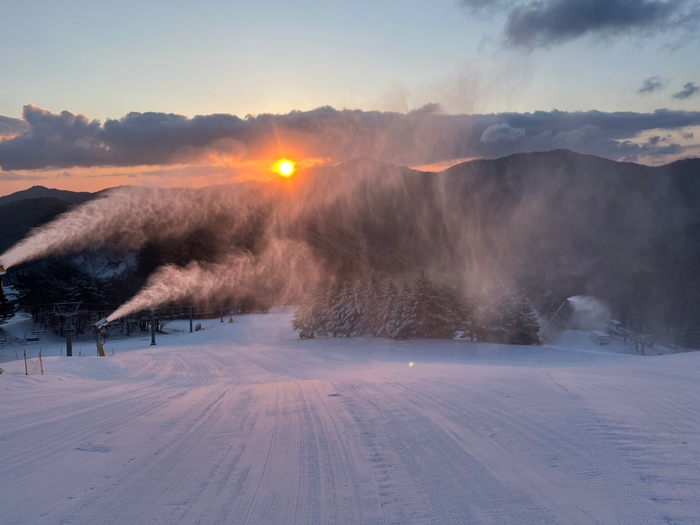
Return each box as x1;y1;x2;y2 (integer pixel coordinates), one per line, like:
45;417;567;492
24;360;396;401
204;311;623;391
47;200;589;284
39;350;43;375
151;311;157;345
24;350;28;375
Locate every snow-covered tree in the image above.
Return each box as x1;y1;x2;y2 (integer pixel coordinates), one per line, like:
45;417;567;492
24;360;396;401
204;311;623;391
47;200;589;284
482;283;540;345
435;286;466;339
326;280;349;337
291;293;315;339
310;281;329;337
411;271;442;338
292;281;330;339
511;296;541;345
393;281;415;339
332;281;361;337
376;280;398;338
359;271;382;336
0;284;13;325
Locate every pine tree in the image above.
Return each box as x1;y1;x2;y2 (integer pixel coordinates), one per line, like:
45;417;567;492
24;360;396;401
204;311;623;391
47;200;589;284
411;271;441;338
393;281;415;339
0;283;13;325
360;271;382;336
511;296;541;345
334;281;361;337
482;284;540;345
456;289;476;339
291;293;315;339
326;280;349;337
310;281;329;337
377;280;398;338
435;286;464;339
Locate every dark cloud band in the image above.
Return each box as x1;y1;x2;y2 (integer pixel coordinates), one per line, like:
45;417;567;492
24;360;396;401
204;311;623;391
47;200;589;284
462;0;699;49
0;104;698;171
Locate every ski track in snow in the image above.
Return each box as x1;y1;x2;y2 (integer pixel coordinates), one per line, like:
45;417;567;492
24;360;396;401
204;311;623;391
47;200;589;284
2;314;700;524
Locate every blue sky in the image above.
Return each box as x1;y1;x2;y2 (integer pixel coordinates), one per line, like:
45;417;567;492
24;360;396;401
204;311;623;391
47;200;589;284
0;0;699;194
1;0;697;119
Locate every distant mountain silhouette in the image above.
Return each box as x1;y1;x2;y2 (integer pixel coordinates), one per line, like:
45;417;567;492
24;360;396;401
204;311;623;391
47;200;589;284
0;185;94;207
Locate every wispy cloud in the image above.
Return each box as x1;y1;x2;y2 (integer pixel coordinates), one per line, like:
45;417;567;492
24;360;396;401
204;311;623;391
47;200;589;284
0;171;42;181
673;82;700;99
638;76;669;94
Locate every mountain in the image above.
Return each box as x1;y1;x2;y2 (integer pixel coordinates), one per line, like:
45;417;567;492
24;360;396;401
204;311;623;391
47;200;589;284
286;150;700;333
0;185;94;207
2;151;699;338
0;198;75;254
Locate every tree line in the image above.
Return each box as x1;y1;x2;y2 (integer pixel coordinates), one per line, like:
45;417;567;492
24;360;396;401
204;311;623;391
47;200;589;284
292;272;541;345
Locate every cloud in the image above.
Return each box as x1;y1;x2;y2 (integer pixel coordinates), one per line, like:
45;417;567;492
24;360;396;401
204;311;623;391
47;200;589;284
0;171;42;181
461;0;700;49
505;0;695;48
1;104;699;170
638;76;669;94
480;123;526;142
0;115;30;138
673;82;700;99
460;0;517;14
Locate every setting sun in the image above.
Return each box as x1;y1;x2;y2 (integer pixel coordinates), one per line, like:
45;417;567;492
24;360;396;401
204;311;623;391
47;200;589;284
272;158;296;177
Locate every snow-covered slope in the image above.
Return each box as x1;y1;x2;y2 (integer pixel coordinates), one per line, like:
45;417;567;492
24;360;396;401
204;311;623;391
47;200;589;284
2;312;700;524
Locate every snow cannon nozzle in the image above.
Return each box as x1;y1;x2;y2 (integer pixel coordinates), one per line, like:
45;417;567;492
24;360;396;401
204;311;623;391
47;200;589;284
0;266;6;275
94;318;110;330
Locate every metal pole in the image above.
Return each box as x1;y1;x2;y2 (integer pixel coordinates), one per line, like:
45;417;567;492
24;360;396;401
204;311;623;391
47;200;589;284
189;306;194;333
150;310;156;345
546;300;569;329
66;327;73;357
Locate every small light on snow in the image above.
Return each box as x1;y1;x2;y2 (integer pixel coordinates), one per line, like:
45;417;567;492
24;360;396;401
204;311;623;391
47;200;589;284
409;362;414;367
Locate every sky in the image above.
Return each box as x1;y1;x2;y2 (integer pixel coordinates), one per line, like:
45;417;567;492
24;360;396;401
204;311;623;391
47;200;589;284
1;0;699;195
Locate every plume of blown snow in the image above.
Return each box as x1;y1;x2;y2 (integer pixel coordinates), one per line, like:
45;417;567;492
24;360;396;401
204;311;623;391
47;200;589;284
567;295;611;331
0;184;268;270
106;239;317;321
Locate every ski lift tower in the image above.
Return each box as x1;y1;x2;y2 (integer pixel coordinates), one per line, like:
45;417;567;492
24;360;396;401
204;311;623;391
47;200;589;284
54;302;81;356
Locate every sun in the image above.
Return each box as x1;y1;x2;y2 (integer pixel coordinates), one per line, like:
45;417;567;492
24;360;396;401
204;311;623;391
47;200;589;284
272;158;296;177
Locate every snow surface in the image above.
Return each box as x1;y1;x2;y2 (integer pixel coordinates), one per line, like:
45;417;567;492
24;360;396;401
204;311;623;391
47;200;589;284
2;311;700;524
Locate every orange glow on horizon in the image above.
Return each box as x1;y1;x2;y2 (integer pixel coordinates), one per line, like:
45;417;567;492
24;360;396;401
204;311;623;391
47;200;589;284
272;158;296;177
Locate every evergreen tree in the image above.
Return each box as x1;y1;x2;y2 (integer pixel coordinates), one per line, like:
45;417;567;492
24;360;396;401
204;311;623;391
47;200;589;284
291;293;315;339
310;281;329;337
411;271;441;338
0;282;14;325
393;281;415;339
483;284;540;345
511;296;541;345
435;286;464;339
326;280;350;337
360;271;382;336
335;281;361;337
377;280;398;338
457;289;476;339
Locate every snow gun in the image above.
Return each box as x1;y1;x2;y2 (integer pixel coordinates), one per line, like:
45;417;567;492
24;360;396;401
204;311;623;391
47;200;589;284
0;266;6;275
94;318;110;330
